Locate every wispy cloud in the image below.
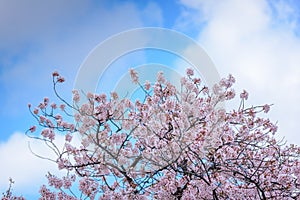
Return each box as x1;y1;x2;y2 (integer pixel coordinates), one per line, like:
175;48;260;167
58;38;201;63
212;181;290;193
0;132;64;197
0;0;149;118
177;0;300;144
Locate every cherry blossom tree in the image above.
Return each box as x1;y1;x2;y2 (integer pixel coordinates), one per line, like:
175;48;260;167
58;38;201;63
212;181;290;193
9;68;300;199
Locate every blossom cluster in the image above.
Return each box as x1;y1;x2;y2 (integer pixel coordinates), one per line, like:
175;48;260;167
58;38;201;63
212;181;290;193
23;69;300;199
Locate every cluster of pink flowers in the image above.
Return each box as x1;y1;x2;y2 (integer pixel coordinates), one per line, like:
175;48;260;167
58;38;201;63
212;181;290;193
129;68;139;84
23;69;300;199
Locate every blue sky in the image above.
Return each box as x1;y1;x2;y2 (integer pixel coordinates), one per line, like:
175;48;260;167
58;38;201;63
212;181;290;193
1;0;300;198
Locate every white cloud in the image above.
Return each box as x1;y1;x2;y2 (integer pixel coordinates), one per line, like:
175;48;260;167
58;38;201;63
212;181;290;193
0;0;90;52
0;131;82;197
177;0;300;144
0;1;147;117
0;132;65;197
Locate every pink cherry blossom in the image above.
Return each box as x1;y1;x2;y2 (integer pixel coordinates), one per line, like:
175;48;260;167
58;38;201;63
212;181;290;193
263;104;271;113
50;102;57;109
129;68;139;83
240;89;249;100
57;76;65;83
144;80;151;90
52;71;59;77
60;104;66;111
157;71;166;83
29;125;36;133
65;133;72;142
186;68;194;76
110;92;118;100
72;90;80;103
33;108;39;114
87;92;94;99
20;69;300;200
